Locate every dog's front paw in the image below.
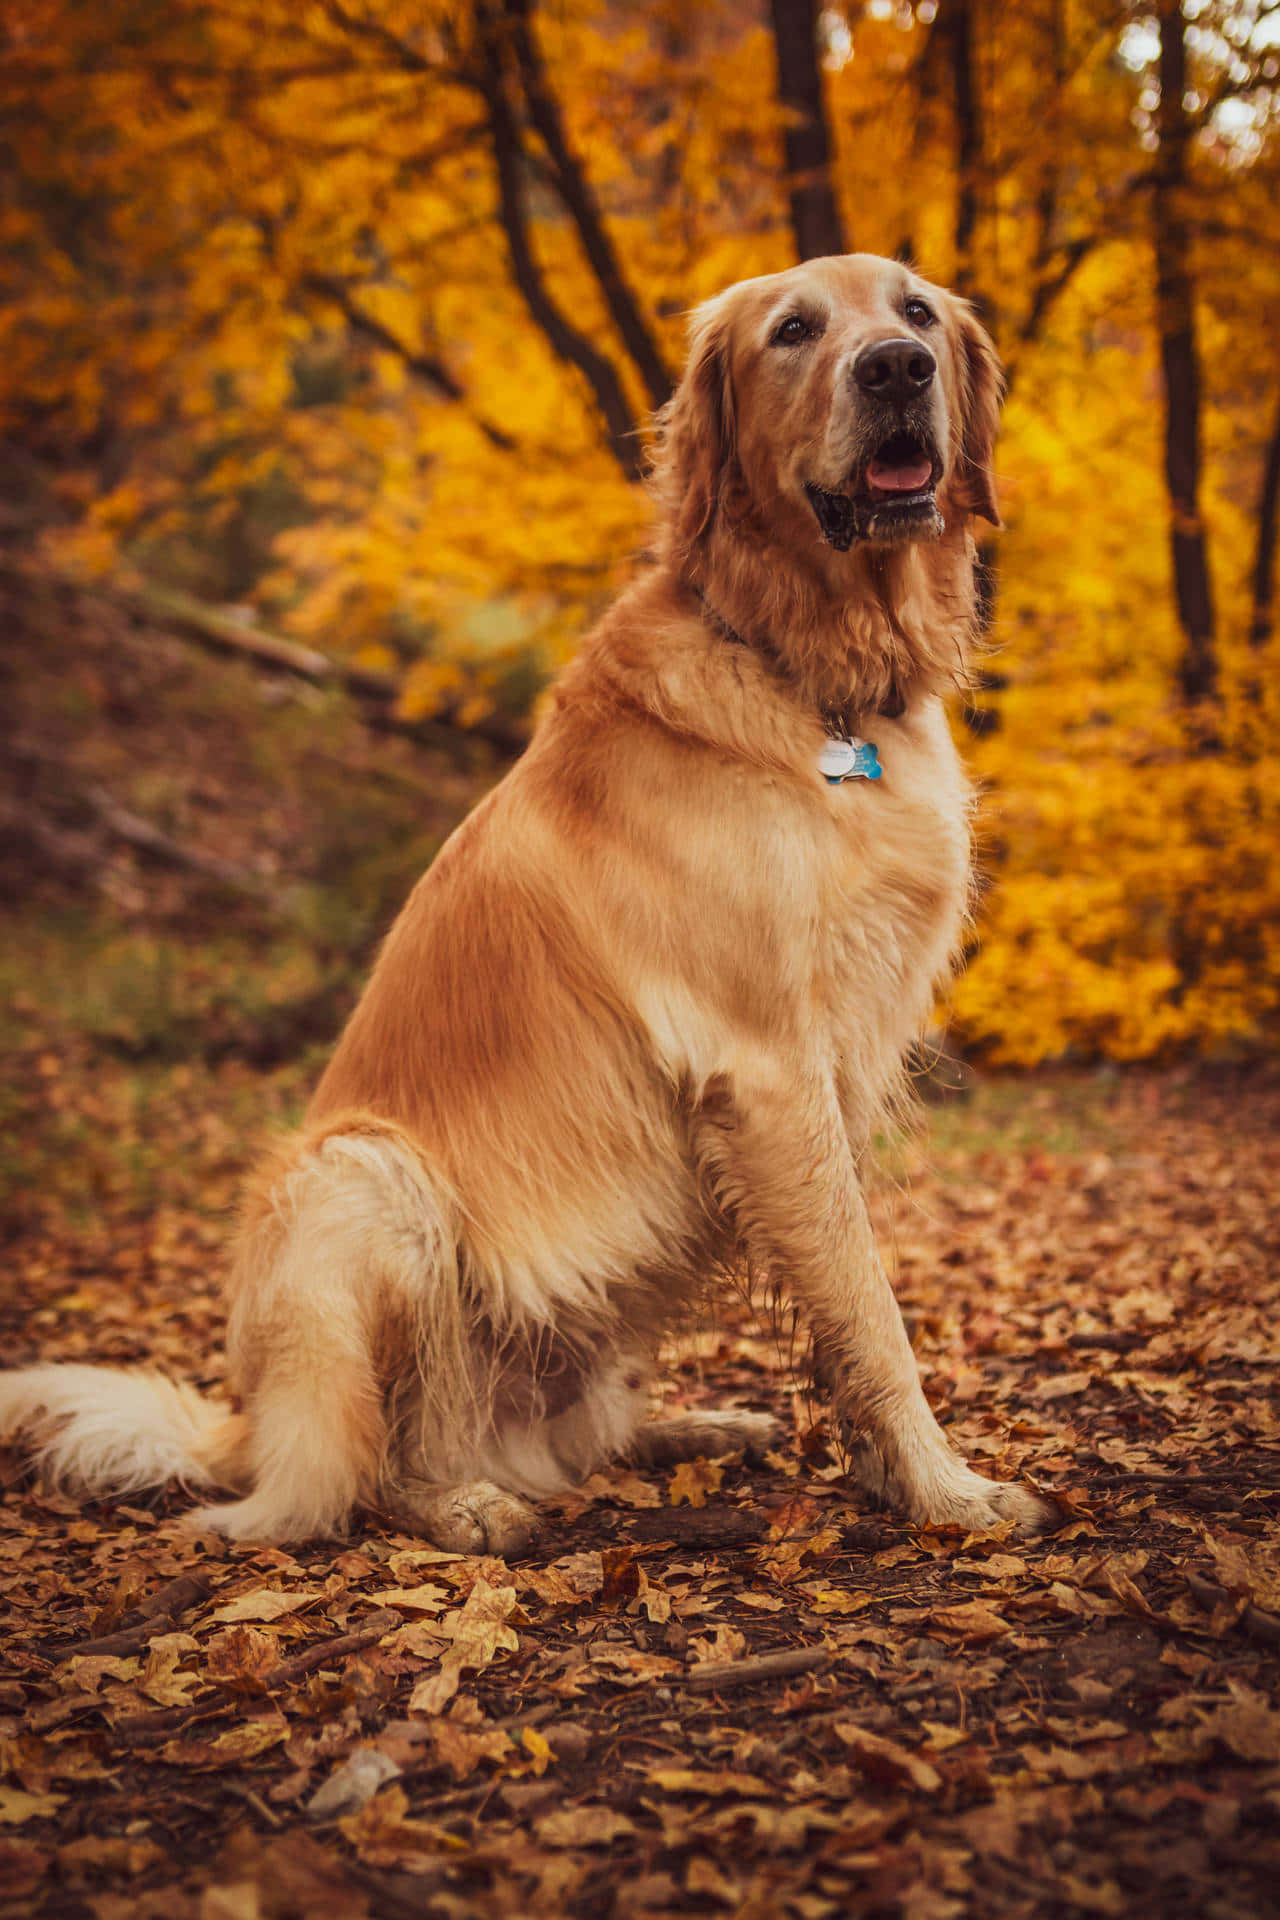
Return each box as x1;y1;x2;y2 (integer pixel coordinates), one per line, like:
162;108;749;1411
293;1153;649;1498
846;1439;1055;1538
907;1469;1056;1538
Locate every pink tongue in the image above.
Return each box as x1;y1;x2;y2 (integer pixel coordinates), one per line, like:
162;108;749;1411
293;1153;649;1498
866;454;932;493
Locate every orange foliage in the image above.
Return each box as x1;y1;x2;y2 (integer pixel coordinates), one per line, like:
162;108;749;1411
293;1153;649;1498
3;0;1278;1060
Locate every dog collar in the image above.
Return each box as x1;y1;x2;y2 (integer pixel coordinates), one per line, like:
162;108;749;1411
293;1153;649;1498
819;736;882;784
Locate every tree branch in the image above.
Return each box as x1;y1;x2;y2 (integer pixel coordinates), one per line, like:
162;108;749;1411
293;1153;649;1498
503;0;673;411
472;3;646;481
300;272;515;451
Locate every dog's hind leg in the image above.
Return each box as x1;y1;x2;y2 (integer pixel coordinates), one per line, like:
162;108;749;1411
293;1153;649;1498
190;1130;458;1544
629;1409;781;1467
386;1478;539;1556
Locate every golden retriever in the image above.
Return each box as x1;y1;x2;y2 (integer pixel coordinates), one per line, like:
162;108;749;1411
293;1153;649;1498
0;253;1050;1549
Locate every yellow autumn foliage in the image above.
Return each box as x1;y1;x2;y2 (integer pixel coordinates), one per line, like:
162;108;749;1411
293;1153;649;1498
3;0;1278;1061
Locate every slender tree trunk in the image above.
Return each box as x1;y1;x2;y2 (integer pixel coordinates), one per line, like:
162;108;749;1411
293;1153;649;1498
1154;0;1216;706
768;0;848;261
1249;381;1280;649
943;0;994;328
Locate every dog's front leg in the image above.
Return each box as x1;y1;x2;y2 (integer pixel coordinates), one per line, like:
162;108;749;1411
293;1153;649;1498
699;1064;1051;1536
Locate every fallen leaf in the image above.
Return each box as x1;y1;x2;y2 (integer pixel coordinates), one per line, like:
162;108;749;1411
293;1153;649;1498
647;1768;772;1797
808;1588;876;1615
536;1804;636;1847
669;1460;724;1509
928;1601;1011;1644
208;1588;323;1625
339;1785;464;1866
426;1716;514;1781
204;1627;281;1696
375;1584;449;1615
156;1716;288;1769
586;1646;681;1685
0;1788;66;1825
832;1723;941;1793
601;1545;641;1605
407;1575;519;1716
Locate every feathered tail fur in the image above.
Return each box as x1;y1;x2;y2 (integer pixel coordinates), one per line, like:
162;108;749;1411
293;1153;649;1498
0;1364;247;1502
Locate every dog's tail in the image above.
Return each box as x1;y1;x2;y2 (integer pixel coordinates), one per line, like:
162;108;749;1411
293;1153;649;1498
0;1364;247;1501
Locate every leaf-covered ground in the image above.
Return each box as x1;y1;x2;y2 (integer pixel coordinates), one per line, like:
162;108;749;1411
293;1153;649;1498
3;1058;1279;1920
3;576;1280;1915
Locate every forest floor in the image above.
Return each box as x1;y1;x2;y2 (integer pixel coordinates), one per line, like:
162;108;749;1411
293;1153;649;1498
2;570;1279;1919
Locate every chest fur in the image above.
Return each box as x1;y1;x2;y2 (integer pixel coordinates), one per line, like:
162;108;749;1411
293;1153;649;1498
815;709;971;1069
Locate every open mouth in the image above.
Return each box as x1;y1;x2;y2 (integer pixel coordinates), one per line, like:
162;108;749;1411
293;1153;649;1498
864;430;937;501
805;430;942;550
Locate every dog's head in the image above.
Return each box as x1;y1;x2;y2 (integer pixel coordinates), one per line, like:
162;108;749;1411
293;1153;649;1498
657;254;1002;561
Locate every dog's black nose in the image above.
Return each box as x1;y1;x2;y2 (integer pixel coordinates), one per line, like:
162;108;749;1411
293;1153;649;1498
853;337;936;402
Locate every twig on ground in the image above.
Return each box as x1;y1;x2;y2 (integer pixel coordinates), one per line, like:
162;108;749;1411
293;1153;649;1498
683;1645;831;1691
114;1608;403;1742
59;1572;214;1660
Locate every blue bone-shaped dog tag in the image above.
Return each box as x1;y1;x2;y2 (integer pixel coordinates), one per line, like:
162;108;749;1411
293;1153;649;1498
818;736;882;785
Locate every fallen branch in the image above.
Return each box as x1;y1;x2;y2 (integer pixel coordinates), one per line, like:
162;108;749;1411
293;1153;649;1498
0;777;268;900
683;1645;831;1691
60;1572;214;1661
1184;1572;1280;1645
114;579;530;756
114;1607;403;1743
265;1608;404;1688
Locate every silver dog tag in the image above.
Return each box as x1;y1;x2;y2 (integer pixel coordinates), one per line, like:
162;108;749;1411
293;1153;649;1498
819;736;883;785
818;738;858;781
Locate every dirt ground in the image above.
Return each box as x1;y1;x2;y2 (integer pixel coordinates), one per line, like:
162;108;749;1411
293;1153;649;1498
2;1061;1279;1920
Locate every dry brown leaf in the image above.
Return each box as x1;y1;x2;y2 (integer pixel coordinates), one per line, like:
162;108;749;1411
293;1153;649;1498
0;1788;66;1825
207;1588;323;1625
426;1716;514;1781
647;1767;772;1797
929;1600;1011;1643
406;1575;519;1716
832;1723;942;1793
156;1716;288;1769
535;1804;636;1848
761;1526;843;1583
339;1785;464;1867
577;1470;664;1509
375;1583;449;1615
204;1627;281;1696
600;1545;641;1604
586;1645;681;1685
808;1587;876;1615
138;1634;203;1707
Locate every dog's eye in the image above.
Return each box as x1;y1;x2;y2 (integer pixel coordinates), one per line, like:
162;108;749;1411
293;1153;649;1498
904;297;936;328
772;315;814;346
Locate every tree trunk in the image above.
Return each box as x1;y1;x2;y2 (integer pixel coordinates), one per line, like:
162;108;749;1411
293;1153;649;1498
1249;380;1280;649
943;0;993;327
1154;0;1216;706
768;0;848;261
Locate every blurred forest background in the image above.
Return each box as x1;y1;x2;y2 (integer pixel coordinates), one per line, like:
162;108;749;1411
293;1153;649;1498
3;0;1280;1087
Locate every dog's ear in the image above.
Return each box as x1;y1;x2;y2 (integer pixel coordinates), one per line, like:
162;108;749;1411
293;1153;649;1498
952;303;1003;527
654;297;740;553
